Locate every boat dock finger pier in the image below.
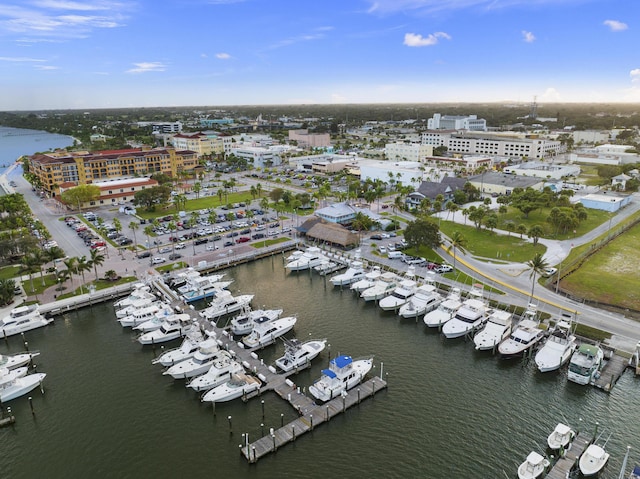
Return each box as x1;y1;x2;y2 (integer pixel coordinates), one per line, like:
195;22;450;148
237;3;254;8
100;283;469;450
240;376;387;463
545;431;592;479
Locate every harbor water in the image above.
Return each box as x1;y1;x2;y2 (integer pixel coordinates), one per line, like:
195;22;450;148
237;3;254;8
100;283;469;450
2;257;640;478
0;126;74;175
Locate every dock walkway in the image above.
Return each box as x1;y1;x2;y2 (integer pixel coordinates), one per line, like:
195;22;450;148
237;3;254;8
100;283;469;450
546;431;592;479
593;351;629;392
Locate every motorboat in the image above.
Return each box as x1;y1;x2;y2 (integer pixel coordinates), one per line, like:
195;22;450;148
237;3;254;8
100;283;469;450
274;338;327;372
378;278;418;311
350;266;382;293
361;272;398;301
567;343;604;385
534;317;577;373
330;261;366;286
137;314;194;344
242;316;297;350
286;246;330;271
163;338;223;379
313;260;338;274
547;423;575;451
229;308;283;336
151;329;206;367
0;350;40;370
579;443;610;477
178;273;232;303
309;354;373;402
115;296;158;318
118;303;173;328
498;319;545;359
474;310;513;351
517;451;550;479
423;288;462;328
441;294;488;339
186;353;244;392
629;465;640;479
398;283;442;319
201;373;261;403
0;368;47;402
172;269;225;291
133;308;183;332
113;284;154;309
199;291;254;321
0;304;53;338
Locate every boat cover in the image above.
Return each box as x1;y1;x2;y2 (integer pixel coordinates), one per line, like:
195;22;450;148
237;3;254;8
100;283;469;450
322;369;337;379
332;355;352;369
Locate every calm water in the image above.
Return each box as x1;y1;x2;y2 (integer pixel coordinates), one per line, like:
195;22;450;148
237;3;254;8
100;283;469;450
2;258;640;479
0;126;74;174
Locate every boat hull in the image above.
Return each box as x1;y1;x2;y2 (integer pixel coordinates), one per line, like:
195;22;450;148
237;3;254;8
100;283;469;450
0;373;47;402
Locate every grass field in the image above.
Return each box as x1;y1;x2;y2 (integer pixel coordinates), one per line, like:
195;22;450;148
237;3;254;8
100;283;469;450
136;192;260;220
438;220;546;262
560;221;640;310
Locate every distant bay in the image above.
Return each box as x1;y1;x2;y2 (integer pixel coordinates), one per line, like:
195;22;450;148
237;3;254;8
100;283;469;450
0;126;74;176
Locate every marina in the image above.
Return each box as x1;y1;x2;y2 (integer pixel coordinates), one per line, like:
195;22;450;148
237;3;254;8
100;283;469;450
2;254;640;478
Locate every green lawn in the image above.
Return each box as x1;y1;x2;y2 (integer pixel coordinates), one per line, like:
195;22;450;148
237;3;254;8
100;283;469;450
438;220;546;262
0;265;21;280
560;221;640;310
136;192;261;220
251;237;290;248
57;276;138;299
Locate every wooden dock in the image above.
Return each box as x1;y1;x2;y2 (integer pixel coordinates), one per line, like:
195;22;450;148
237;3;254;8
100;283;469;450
593;350;629;392
545;431;592;479
240;376;387;463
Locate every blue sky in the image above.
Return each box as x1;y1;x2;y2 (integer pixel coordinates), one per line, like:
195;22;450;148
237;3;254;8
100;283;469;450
0;0;638;110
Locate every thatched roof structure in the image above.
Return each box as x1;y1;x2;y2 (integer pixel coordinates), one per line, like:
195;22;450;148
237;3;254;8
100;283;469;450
305;221;359;248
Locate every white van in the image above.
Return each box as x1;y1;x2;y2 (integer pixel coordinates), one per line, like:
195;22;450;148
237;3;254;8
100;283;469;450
388;251;404;260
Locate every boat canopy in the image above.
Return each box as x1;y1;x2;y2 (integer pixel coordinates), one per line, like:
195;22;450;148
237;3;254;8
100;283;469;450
322;368;337;379
554;423;571;436
332;355;353;369
526;451;545;465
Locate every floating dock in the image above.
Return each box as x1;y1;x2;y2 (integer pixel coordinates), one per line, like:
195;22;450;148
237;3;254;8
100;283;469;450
240;376;387;463
593;351;629;392
545;431;592;479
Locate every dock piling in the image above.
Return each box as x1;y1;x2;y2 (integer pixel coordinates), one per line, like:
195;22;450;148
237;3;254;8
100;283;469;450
228;415;232;434
28;396;34;415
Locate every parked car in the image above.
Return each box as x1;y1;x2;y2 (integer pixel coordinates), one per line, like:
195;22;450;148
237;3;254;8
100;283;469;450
223;241;234;247
158;246;172;253
542;267;557;277
435;265;453;274
194;237;209;245
252;233;265;240
151;257;166;265
236;236;250;243
168;253;182;260
137;251;151;259
370;234;383;240
174;243;186;250
206;244;218;251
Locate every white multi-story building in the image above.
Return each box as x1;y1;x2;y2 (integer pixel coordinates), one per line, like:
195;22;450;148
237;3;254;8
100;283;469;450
421;130;454;147
288;129;331;149
427;113;487;131
356;160;425;189
288;154;354;173
231;147;280;168
446;133;562;159
385;142;433;162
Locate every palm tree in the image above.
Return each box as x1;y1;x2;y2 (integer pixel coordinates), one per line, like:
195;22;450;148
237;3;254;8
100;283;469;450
63;256;79;291
256;182;263;198
129;220;139;252
76;256;92;293
89;248;105;280
448;231;467;273
143;225;154;252
20;253;39;294
526;253;548;300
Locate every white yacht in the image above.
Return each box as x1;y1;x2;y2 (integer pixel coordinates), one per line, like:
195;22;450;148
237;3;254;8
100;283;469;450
151;329;206;367
474;310;513;351
498;319;545;359
115;296;158;319
133;308;184;332
423;288;462;328
137;314;193;345
274;338;327;372
0;304;53;338
242;316;297;350
350;266;382;293
361;272;398;301
178;273;232;303
442;288;488;339
314;260;338;274
517;451;550;479
378;278;418;311
579;443;610;477
186;351;244;392
201;373;261;403
398;283;442;319
534;317;577;373
547;423;575;451
118;303;173;328
199;292;254;321
113;284;154;309
0;351;40;370
309;354;373;402
0;368;47;402
567;343;604;385
229;308;283;336
286;246;329;271
163;338;223;379
330;261;366;286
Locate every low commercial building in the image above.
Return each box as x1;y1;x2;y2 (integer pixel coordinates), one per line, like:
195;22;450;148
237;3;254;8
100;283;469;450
406;177;468;209
288;129;331;149
579;193;632;212
298;217;359;249
385;142;433;162
503;162;580;180
58;177;158;208
231;147;281;168
288;154;354;173
467;171;543;196
357;160;425;189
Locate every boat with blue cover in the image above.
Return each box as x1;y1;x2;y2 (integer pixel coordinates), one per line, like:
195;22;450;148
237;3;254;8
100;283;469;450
309;354;373;402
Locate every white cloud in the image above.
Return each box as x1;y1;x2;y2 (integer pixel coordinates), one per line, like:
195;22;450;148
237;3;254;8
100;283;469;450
403;31;451;47
126;62;167;74
539;87;562;101
31;0;115;11
34;64;59;70
267;33;326;50
603;19;628;32
630;69;640;83
331;93;347;103
367;0;578;15
522;30;535;43
215;52;231;59
0;56;46;62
